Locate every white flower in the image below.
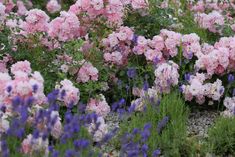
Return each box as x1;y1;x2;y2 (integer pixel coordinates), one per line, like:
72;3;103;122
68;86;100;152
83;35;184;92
0;113;9;133
60;64;69;73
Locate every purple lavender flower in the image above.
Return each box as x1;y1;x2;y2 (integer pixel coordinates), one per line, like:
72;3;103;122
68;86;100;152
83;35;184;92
127;68;137;78
141;123;152;142
179;85;183;93
12;96;21;108
219;87;224;94
51;150;59;157
127;150;139;157
143;81;149;91
65;149;76;157
132;34;138;44
0;105;6;113
47;90;59;104
184;73;191;81
117;108;126;118
119;98;126;106
152;149;161;157
1;140;9;157
32;84;38;93
16;128;25;138
60;89;66;99
144;123;152;130
228;74;234;83
156;99;161;106
132;128;140;135
188;51;193;60
68;101;75;109
111;102;119;111
25;96;34;107
33;129;39;139
153;57;159;65
157;116;170;134
1;140;8;151
74;139;89;150
6;85;12;93
65;111;73;123
141;144;148;155
128;104;136;113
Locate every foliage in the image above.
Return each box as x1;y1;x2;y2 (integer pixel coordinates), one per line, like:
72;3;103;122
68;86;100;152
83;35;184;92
206;117;235;156
113;91;199;156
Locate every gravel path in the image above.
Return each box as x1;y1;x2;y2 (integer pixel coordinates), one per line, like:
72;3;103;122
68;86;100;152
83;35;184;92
187;109;219;138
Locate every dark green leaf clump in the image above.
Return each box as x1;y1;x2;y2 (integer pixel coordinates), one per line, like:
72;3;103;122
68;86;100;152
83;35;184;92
206;117;235;156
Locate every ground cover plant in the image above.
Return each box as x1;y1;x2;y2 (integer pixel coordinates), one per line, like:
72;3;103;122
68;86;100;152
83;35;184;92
0;0;235;156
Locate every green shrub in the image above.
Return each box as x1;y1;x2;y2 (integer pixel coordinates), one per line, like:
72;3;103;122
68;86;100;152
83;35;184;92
206;117;235;156
113;92;201;156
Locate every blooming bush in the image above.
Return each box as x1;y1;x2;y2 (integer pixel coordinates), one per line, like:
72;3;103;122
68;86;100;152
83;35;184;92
46;0;61;14
0;60;46;111
56;79;80;107
154;61;179;93
86;94;110;117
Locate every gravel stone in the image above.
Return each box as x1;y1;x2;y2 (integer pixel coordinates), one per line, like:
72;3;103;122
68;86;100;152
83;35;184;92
187;109;219;138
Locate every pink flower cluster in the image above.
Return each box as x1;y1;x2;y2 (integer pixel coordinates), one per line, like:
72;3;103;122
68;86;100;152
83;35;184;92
190;0;234;13
21;134;49;156
222;97;235;118
182;33;201;59
86;94;110;117
0;0;32;14
0;2;6;23
46;0;61;14
20;9;50;34
76;61;99;83
16;1;27;16
154;61;179;93
195;11;225;33
133;30;178;59
159;29;182;57
87;116;108;142
48;11;81;42
133;36;151;55
131;0;149;10
185;1;235;34
0;54;12;73
103;26;134;65
214;37;235;71
56;79;80;107
0;60;46;110
195;36;235;75
0;0;14;13
195;47;229;75
133;30;200;62
181;73;224;104
69;0;125;26
121;0;149;10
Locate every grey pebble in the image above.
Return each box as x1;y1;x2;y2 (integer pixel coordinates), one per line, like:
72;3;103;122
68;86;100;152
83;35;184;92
187;109;219;138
